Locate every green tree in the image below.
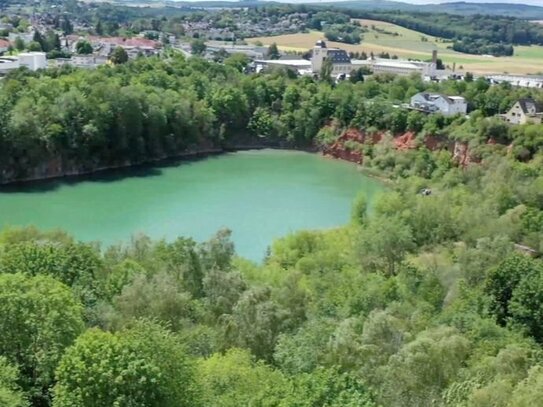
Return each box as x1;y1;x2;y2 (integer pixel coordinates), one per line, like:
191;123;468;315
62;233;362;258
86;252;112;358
14;37;25;51
249;107;275;137
198;348;288;406
351;192;368;226
0;357;27;407
0;274;84;405
190;38;206;56
61;16;73;35
267;42;280;60
274;319;336;374
0;241;105;322
203;268;246;318
484;255;536;326
44;31;61;52
320;58;333;82
110;46;128;64
224;286;285;361
510;366;543;407
358;215;415;275
75;40;93;55
285;368;376;407
199;229;235;272
509;260;543;342
95;20;104;36
32;30;45;51
349;68;365;83
102;271;195;331
53;321;200;407
383;326;470;407
27;41;42;52
224;53;249;72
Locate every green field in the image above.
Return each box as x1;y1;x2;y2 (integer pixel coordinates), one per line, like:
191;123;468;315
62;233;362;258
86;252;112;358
249;19;543;75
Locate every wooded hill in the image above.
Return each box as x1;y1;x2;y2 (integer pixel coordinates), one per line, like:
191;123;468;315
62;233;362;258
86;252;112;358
326;1;543;20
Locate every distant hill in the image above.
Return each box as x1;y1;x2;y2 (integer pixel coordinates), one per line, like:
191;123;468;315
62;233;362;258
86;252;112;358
320;1;543;19
428;2;543;19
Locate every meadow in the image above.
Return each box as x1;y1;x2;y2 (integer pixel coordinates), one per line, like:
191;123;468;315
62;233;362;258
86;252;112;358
249;19;543;75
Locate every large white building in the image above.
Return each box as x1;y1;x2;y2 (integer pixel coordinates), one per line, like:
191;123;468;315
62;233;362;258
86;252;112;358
311;40;352;75
487;74;543;89
410;92;467;116
254;40;438;79
0;52;46;74
352;56;437;78
18;52;47;70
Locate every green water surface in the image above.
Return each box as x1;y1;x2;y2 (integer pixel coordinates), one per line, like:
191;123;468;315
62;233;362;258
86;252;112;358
0;150;384;261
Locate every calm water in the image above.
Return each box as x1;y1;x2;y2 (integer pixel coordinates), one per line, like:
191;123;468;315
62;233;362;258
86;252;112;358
0;150;384;261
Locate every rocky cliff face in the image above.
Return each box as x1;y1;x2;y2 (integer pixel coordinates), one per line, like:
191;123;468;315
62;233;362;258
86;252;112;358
323;128;481;167
0;135;279;185
322;129;365;164
0;149;224;185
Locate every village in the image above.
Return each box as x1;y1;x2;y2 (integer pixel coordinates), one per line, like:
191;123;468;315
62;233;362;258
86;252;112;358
0;0;542;127
0;0;541;88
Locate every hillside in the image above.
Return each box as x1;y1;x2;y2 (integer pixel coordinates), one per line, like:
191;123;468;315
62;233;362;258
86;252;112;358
325;1;543;19
249;18;543;74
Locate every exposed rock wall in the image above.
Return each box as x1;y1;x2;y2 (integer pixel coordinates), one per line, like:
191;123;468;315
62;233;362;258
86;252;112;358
323;128;481;167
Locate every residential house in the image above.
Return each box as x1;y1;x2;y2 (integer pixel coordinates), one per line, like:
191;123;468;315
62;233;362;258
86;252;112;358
501;98;543;125
410;92;467;116
8;31;34;44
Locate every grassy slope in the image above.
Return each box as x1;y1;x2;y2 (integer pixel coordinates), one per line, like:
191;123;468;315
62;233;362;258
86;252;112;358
248;19;543;75
321;1;543;19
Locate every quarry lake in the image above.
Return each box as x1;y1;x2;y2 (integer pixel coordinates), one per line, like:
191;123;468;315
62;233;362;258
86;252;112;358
0;150;384;261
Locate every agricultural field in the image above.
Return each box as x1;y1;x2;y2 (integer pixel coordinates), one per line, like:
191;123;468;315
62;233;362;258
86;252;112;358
248;19;543;75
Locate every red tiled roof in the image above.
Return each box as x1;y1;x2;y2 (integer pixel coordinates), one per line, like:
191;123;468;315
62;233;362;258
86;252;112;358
93;36;160;48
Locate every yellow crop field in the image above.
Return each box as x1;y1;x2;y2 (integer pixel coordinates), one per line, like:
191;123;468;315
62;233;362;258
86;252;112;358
248;19;543;75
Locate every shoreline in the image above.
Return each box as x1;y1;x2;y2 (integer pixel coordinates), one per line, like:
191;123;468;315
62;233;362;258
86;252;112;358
0;144;320;188
0;149;224;187
321;153;395;186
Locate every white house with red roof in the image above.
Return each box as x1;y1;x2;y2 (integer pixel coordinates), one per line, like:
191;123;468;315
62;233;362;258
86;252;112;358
0;39;9;53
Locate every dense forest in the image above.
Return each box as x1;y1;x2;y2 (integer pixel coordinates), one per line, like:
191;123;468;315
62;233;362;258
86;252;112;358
327;0;543;19
1;53;543;183
308;11;363;45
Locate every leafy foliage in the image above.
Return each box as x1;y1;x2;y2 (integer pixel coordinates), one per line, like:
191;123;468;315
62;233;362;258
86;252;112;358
0;273;84;406
53;321;199;407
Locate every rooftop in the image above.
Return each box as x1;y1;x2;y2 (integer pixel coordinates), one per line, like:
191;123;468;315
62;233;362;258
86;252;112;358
517;98;542;115
255;59;311;67
326;49;351;64
417;92;466;104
